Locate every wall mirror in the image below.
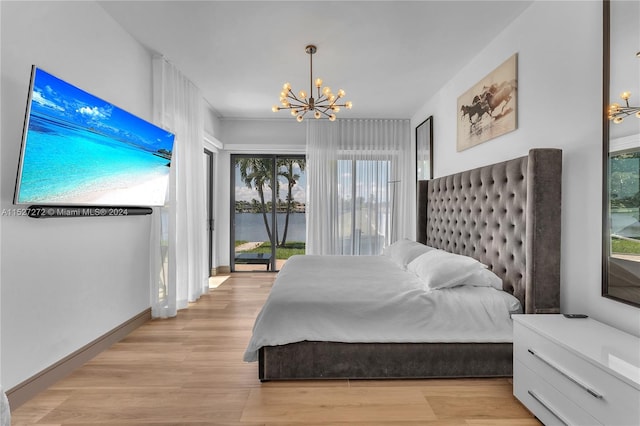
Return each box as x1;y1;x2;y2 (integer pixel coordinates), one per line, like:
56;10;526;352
602;0;640;307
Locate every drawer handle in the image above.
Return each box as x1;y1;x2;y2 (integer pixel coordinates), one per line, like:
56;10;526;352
528;390;569;426
527;348;604;399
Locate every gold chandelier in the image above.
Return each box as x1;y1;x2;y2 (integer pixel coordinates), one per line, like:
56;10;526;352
272;45;352;122
608;51;640;124
608;91;640;124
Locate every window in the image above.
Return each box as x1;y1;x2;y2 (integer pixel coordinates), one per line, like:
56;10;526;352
337;159;392;255
610;149;640;259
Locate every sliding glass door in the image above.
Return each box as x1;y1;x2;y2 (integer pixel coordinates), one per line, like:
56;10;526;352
231;155;306;272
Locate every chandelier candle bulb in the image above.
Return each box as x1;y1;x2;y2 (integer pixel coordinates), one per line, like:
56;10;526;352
608;92;640;124
272;44;352;121
607;53;640;124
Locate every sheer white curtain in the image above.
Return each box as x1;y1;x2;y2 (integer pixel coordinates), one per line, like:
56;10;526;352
0;388;10;426
307;119;411;255
150;56;208;318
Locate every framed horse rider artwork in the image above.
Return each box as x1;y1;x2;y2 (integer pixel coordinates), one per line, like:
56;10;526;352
457;53;518;152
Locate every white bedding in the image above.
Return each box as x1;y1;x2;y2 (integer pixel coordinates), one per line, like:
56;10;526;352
243;255;521;362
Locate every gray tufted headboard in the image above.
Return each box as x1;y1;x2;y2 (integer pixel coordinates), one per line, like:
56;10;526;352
417;149;562;314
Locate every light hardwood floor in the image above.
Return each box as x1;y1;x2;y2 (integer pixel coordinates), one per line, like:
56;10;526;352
12;272;541;425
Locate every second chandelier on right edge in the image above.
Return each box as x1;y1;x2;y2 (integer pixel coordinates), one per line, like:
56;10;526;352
608;51;640;124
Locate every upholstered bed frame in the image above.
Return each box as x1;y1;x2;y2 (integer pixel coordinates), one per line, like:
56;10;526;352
258;148;562;381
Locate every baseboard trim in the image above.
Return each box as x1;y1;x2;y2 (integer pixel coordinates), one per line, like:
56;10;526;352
213;265;230;275
6;308;151;410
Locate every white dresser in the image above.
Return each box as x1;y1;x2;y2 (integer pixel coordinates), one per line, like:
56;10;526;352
513;314;640;426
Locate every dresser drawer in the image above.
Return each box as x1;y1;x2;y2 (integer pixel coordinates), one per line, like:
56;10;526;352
514;359;601;426
514;321;640;425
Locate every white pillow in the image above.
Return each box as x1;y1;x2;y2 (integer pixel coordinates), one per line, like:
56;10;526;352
492;288;523;314
382;238;410;258
407;249;486;290
383;239;434;269
464;267;503;290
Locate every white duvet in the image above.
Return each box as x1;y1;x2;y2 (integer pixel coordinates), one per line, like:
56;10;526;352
243;255;520;362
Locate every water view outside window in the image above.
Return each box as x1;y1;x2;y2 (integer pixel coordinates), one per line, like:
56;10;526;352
606;148;640;305
233;156;306;271
610;150;640;259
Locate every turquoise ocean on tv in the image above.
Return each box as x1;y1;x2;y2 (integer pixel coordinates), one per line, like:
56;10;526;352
17;113;170;203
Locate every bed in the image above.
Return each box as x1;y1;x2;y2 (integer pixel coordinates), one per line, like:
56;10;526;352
245;148;562;380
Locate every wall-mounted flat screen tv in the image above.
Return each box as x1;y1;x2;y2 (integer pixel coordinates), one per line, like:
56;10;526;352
14;66;175;206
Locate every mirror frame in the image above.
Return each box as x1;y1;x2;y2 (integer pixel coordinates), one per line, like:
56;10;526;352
601;0;640;308
416;115;434;182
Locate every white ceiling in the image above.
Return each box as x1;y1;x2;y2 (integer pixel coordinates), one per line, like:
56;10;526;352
98;1;532;120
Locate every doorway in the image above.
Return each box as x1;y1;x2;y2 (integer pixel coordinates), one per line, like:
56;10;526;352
204;149;215;276
231;154;306;272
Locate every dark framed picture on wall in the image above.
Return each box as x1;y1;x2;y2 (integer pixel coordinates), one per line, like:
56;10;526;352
416;116;433;181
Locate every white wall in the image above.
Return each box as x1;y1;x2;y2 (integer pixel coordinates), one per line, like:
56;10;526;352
0;1;155;389
221;118;306;152
411;0;640;336
204;106;222;142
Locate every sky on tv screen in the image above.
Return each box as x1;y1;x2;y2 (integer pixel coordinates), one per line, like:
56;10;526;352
16;67;175;206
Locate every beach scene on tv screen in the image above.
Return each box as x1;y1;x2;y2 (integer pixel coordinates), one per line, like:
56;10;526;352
16;67;175;206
